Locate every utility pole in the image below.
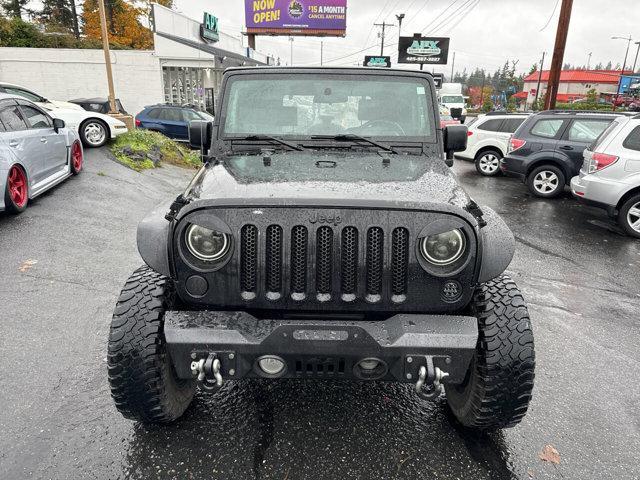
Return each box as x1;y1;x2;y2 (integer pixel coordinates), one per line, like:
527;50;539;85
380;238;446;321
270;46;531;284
450;52;456;81
612;35;632;110
289;36;294;65
320;40;324;66
544;0;573;110
97;0;117;114
534;51;546;108
374;21;394;56
480;72;486;106
587;52;592;70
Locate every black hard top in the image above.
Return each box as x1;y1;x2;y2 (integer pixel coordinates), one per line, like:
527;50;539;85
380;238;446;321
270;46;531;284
225;66;437;79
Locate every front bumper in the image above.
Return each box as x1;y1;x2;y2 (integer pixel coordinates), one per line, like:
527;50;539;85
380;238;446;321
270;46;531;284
165;311;478;384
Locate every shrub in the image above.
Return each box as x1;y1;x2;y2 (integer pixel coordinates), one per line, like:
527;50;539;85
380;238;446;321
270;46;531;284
110;129;202;171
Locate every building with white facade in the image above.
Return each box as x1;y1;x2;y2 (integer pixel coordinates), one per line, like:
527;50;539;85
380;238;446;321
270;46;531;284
0;4;273;116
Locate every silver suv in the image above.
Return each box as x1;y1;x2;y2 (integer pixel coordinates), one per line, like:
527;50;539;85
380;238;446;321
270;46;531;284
570;114;640;238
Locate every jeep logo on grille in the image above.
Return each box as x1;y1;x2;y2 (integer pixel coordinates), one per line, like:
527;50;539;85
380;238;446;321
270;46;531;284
309;213;342;226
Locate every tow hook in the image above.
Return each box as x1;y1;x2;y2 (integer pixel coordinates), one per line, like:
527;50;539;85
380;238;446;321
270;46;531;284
191;353;223;391
415;356;449;400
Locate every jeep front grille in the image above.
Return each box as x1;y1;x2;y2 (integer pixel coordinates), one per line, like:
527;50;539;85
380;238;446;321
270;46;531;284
239;223;410;304
240;224;258;298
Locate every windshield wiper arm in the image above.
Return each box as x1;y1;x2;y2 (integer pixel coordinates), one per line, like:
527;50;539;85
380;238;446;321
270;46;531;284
233;134;304;151
310;134;397;154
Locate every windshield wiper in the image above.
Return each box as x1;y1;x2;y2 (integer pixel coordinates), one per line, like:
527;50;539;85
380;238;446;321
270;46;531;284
232;134;304;151
310;134;397;154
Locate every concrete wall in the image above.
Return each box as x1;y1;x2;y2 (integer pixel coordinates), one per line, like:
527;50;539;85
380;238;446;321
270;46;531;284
0;48;164;115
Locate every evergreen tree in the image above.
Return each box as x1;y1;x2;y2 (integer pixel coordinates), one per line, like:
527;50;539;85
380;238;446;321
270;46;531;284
605;61;612;70
1;0;29;18
38;0;80;38
594;62;603;70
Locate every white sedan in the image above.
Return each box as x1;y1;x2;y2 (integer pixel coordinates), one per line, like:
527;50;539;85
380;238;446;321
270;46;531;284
47;107;128;148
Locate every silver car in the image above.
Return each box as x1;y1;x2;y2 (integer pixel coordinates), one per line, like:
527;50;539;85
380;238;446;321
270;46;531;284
1;93;83;214
570;114;640;238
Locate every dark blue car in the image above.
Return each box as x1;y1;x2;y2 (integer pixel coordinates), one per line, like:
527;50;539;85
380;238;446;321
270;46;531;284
135;105;214;141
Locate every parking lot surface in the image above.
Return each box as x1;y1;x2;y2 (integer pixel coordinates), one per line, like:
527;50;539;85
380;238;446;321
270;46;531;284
1;148;639;480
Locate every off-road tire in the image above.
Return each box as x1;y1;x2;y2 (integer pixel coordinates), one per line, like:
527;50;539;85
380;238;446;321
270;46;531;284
108;266;196;423
446;275;535;430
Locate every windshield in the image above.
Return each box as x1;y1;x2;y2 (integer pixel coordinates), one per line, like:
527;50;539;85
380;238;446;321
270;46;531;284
221;74;436;140
441;95;464;104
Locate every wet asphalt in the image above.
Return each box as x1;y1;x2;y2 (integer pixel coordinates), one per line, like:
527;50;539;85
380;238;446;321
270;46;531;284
0;148;639;480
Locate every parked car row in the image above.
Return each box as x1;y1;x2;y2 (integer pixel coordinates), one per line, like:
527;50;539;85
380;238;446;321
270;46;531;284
1;93;83;214
457;109;640;238
1;82;217;147
0;82;128;148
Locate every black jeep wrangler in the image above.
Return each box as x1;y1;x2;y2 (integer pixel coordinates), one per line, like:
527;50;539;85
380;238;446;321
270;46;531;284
108;67;535;431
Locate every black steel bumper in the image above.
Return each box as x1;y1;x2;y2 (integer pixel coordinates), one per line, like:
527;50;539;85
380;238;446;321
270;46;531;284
164;311;478;384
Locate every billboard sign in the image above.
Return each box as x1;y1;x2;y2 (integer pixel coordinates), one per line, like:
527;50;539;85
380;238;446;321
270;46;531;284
201;12;219;42
363;56;391;68
398;34;450;65
245;0;347;36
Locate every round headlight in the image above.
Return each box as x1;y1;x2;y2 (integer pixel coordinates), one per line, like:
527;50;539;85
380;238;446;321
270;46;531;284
420;229;466;266
186;224;230;262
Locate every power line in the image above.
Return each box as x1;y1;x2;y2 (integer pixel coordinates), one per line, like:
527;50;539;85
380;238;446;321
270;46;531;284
438;0;481;35
420;0;461;33
429;0;476;35
362;0;395;48
540;0;561;32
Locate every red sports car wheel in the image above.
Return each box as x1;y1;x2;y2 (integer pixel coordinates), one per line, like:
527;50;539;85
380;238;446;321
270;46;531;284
71;141;83;174
5;165;28;213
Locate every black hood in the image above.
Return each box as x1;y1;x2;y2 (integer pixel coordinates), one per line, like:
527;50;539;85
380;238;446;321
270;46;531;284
183;151;471;213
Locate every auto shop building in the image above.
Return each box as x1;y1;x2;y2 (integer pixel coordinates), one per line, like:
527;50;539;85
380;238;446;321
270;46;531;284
0;4;273;116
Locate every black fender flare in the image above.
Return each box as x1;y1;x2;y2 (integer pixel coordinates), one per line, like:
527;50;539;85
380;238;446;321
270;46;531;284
477;206;515;283
137;202;172;277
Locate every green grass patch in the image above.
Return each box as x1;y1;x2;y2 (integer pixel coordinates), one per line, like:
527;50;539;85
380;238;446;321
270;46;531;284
110;129;202;172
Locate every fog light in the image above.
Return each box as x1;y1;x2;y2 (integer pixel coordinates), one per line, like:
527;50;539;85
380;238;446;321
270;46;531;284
359;359;380;370
258;356;286;376
353;357;388;380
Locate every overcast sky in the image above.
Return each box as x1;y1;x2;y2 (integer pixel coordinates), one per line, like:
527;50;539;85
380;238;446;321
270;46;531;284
173;0;639;76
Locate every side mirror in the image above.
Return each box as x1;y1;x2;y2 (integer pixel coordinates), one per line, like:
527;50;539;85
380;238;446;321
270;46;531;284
444;124;468;166
53;118;65;133
189;120;213;152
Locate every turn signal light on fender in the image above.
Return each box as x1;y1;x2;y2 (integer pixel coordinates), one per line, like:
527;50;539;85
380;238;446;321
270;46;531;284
467;130;473;136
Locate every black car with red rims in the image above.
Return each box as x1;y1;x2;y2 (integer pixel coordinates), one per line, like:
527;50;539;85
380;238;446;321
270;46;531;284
108;67;536;431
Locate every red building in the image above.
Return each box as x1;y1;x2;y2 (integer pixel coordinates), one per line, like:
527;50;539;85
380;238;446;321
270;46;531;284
513;69;632;106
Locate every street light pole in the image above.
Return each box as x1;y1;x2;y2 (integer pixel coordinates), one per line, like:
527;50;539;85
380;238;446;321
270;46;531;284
97;0;117;114
289;36;294;65
587;52;592;70
320;40;324;66
632;41;640;73
396;13;405;37
534;51;546;108
611;35;632;110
